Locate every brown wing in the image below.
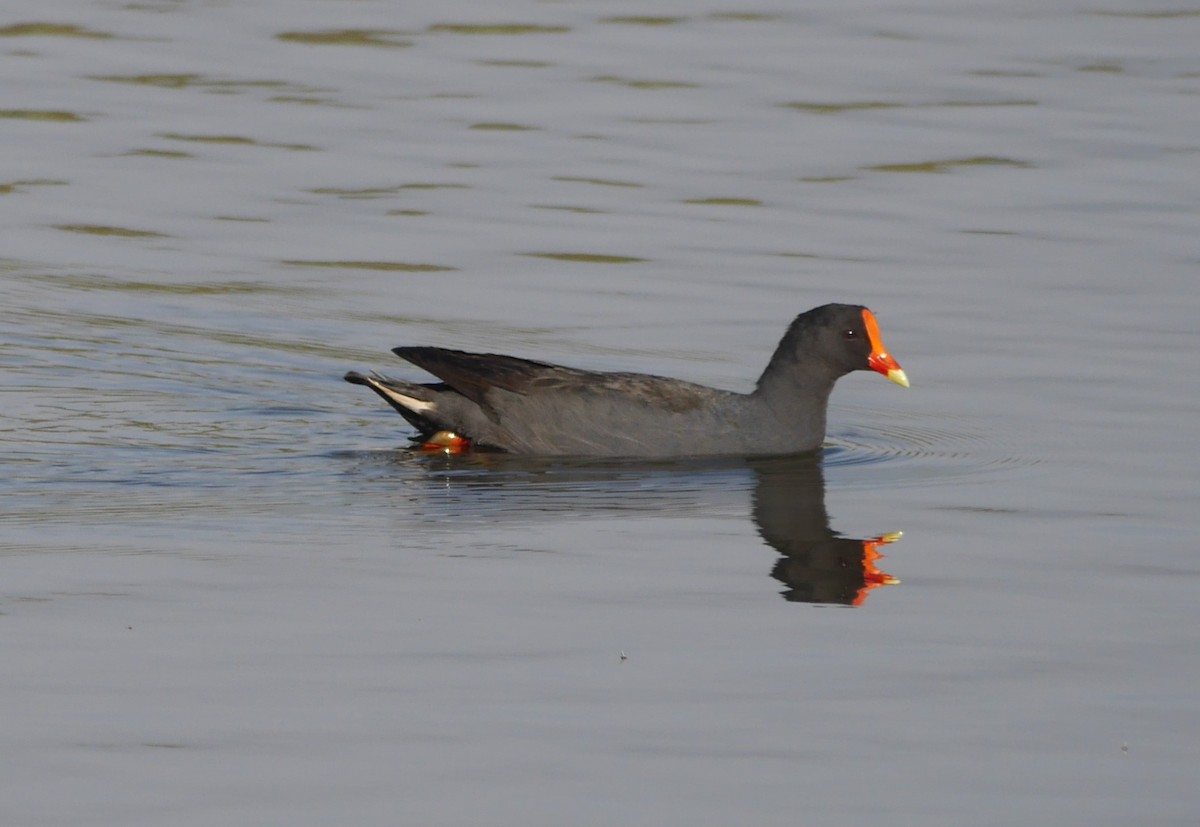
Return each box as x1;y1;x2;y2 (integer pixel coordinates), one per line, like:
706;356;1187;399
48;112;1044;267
391;347;583;407
392;346;717;414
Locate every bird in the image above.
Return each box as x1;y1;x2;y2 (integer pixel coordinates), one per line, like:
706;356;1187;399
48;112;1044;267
345;303;908;457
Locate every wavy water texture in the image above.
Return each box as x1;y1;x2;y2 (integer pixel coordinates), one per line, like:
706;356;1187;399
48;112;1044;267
825;407;1041;487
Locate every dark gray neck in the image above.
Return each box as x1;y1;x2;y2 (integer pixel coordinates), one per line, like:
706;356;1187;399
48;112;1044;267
753;330;842;403
750;329;843;449
755;362;835;402
752;361;836;450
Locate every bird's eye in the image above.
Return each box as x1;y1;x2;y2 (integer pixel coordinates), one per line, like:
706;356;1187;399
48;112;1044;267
842;329;858;340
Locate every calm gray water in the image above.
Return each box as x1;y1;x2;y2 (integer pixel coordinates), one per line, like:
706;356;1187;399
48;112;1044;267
3;2;1198;825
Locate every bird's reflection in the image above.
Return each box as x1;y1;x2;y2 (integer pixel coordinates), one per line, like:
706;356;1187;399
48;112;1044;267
749;457;900;606
357;451;901;606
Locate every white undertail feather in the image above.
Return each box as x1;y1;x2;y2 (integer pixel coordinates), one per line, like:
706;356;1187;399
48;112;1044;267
368;372;436;413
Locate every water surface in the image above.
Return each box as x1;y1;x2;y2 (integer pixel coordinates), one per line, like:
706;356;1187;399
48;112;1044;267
3;2;1198;825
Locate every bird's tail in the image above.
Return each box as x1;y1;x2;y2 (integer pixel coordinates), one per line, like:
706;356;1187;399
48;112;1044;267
344;370;440;433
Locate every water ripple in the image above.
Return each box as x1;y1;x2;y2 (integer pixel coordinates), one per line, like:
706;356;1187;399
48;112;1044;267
825;407;1039;487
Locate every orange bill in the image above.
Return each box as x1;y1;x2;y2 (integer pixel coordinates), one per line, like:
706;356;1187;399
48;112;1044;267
852;530;903;607
862;308;910;387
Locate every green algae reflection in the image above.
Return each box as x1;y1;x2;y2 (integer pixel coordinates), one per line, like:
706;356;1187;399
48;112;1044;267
477;60;553;69
309;183;468;199
427;23;570;35
470;122;538;131
1;110;85;122
600;16;687;25
123;149;193;159
55;224;168;238
88;74;301;92
277;29;411;47
1091;9;1200;18
282;260;457;273
160;133;316;151
0;22;112;38
530;204;606;214
783;99;1035;114
552;176;644;188
865;156;1033;174
46;274;285;296
591;76;698;90
522;253;645;264
782;101;904;114
0;179;66;194
708;12;782;21
683;197;763;206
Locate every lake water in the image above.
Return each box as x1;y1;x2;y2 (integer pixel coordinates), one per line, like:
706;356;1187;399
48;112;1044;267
3;1;1198;825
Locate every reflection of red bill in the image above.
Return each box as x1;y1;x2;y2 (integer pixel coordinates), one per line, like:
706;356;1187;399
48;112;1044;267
421;430;471;454
853;530;903;607
863;309;910;388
